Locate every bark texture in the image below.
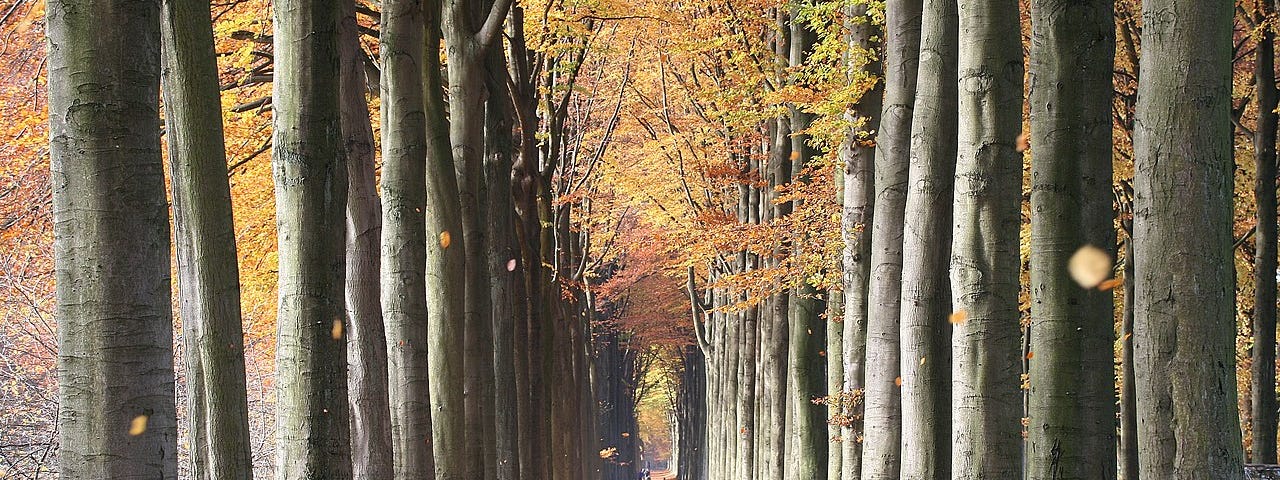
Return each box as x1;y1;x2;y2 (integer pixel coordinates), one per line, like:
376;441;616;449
379;0;436;477
160;0;254;477
1132;1;1243;478
1026;1;1117;478
271;0;352;476
340;1;392;477
951;0;1024;477
49;0;177;477
897;0;958;477
860;0;921;477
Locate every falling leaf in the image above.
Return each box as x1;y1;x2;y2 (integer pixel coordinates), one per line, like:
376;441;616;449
818;350;826;357
1122;333;1132;342
1068;245;1112;289
439;231;452;249
1016;131;1030;152
1026;351;1035;360
507;258;518;271
331;319;344;340
129;415;148;436
894;377;903;387
949;310;968;325
621;432;630;438
1098;277;1124;291
920;357;926;366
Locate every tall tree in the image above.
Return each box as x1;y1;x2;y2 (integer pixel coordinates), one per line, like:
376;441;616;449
951;0;1024;477
484;41;523;480
1026;0;1117;478
897;0;958;477
48;0;177;477
840;6;883;480
339;0;392;476
160;0;253;477
429;1;511;478
787;6;828;478
380;0;436;477
1253;0;1279;464
861;0;922;477
1132;0;1243;478
271;0;352;476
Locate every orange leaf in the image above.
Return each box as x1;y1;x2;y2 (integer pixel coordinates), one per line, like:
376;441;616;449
894;377;903;387
949;310;968;325
439;231;452;249
331;319;344;340
1098;277;1124;291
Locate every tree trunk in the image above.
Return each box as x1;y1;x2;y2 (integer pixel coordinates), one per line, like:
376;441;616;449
1026;0;1117;478
897;0;957;478
1254;0;1279;464
160;0;253;477
787;12;828;475
1132;1;1243;478
485;41;523;480
840;5;882;480
861;1;921;477
1121;236;1139;480
271;0;352;476
49;1;177;477
339;2;393;477
951;0;1024;477
379;0;436;477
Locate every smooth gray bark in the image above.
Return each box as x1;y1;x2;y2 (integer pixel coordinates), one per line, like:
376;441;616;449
339;1;393;477
160;0;254;478
1132;1;1243;478
840;6;882;480
271;0;352;477
379;0;435;477
1026;0;1117;478
49;1;177;477
897;0;957;477
861;1;921;477
951;0;1024;477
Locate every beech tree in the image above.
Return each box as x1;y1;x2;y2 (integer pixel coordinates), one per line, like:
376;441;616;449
1026;0;1117;478
860;0;921;477
48;0;178;477
271;0;351;476
379;0;436;477
897;0;958;477
1253;0;1279;465
951;0;1024;476
1132;1;1243;478
160;0;253;477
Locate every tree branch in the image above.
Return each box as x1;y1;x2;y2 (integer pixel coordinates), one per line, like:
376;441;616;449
476;0;515;47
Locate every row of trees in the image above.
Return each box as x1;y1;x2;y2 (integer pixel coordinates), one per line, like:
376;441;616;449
45;0;661;478
659;0;1261;479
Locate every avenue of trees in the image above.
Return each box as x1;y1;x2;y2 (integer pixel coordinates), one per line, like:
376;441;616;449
0;0;1276;479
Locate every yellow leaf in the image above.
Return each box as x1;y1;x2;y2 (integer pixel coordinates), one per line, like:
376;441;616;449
331;319;344;340
439;231;452;249
949;310;968;325
129;415;148;436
